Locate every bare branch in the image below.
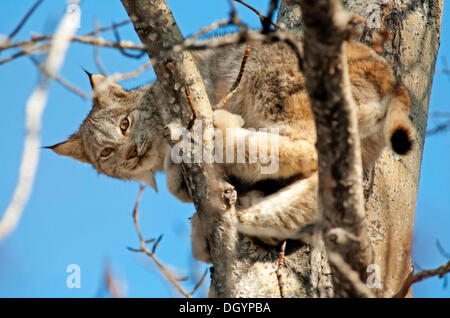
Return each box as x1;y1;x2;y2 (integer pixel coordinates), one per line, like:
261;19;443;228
121;0;241;297
189;269;209;296
0;1;81;241
262;0;279;34
129;186;206;298
0;0;44;48
215;43;251;110
426;111;450;135
234;0;279;29
29;56;89;99
394;261;450;298
0;34;145;65
83;19;130;36
436;240;450;259
104;263;126;298
112;25;146;59
295;0;373;296
276;241;287;298
92;19;108;76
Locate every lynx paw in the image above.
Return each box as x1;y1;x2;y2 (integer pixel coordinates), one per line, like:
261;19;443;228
213;109;244;130
301;153;318;178
191;213;212;263
164;152;192;203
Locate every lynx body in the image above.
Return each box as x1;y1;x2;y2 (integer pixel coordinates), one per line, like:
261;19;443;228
50;32;415;262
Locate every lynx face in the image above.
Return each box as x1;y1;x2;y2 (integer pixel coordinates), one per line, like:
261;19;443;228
49;73;164;190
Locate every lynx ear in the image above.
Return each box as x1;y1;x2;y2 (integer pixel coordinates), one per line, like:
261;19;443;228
84;71;128;108
47;137;89;163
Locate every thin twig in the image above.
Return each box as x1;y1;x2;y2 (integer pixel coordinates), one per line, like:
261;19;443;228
0;35;145;65
426;111;450;135
104;263;125;298
231;43;251;91
83;19;130;36
129;186;206;298
29;55;89;99
93;19;108;76
436;240;450;259
113;26;146;59
0;0;44;49
276;241;287;298
0;0;81;241
393;261;450;298
184;85;197;122
234;0;279;29
262;0;279;34
189;269;208;296
0;50;28;65
215;43;251;110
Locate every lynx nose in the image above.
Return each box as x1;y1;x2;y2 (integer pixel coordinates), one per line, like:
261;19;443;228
124;143;138;160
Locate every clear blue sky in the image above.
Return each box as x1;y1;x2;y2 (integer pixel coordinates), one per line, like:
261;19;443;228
0;0;448;298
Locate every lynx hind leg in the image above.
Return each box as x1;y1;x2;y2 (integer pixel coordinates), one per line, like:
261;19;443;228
385;91;415;155
191;213;212;263
164;152;192;203
234;172;318;245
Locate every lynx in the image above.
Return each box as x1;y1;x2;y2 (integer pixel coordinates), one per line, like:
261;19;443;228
49;32;415;263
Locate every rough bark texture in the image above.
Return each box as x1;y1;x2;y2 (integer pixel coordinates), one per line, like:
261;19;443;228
121;0;442;297
120;0;240;297
295;0;374;297
344;0;443;297
279;0;443;297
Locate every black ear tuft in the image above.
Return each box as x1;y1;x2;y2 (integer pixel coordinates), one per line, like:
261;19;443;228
81;67;94;87
43;144;57;150
391;128;412;155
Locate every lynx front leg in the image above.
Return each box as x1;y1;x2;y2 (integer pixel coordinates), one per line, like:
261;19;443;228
213;110;317;183
190;212;212;263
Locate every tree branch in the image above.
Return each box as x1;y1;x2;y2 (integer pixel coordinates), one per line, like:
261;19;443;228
394;261;450;298
120;0;239;297
234;0;279;29
0;0;44;48
128;186;206;298
0;0;81;241
295;0;373;297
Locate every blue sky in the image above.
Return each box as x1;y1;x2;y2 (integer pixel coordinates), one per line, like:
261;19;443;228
0;0;448;298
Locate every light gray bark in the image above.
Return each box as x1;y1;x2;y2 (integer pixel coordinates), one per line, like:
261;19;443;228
121;0;443;297
279;0;443;297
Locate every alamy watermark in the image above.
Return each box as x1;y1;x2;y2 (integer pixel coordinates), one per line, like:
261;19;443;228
366;0;390;29
366;264;383;289
66;264;81;289
170;119;280;174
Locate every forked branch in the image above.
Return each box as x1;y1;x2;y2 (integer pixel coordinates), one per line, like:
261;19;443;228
128;186;207;298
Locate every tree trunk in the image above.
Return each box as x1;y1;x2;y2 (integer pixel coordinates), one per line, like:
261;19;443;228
278;0;443;297
121;0;443;297
343;0;443;297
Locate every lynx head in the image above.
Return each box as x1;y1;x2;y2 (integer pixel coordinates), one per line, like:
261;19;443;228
49;73;165;191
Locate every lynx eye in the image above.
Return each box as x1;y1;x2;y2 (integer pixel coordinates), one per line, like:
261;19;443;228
120;117;130;134
100;147;114;158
